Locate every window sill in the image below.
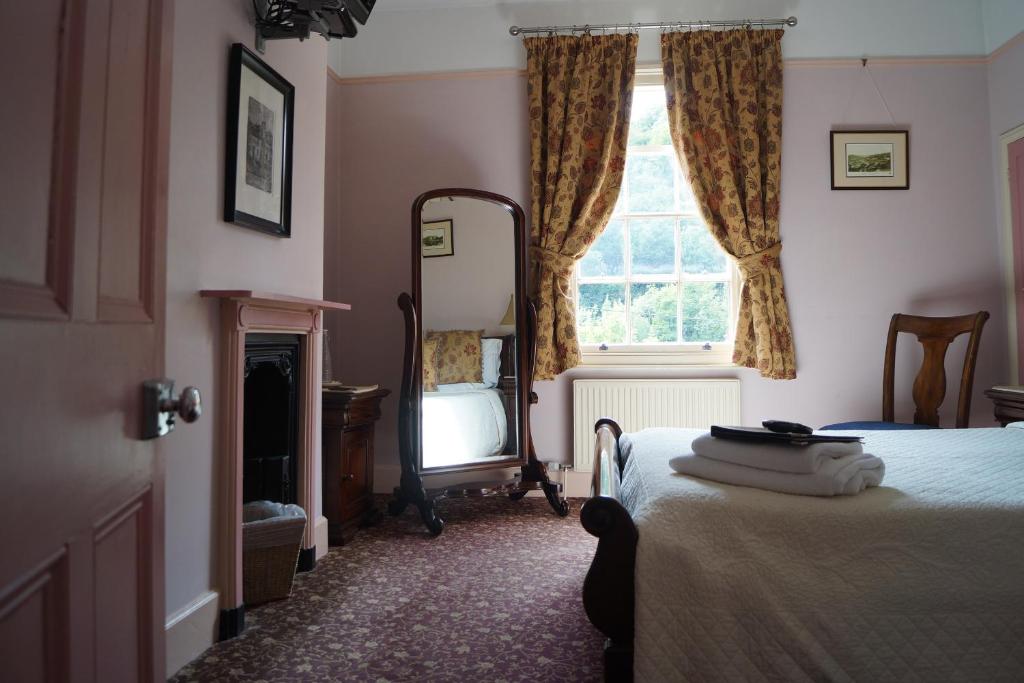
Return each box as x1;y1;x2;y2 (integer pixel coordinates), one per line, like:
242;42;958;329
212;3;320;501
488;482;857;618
579;349;735;368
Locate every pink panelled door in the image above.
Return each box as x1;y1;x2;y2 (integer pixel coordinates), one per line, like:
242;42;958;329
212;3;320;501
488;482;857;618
0;1;173;681
1010;137;1024;385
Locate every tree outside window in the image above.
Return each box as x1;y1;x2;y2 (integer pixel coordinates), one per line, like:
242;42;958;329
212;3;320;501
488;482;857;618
576;85;736;355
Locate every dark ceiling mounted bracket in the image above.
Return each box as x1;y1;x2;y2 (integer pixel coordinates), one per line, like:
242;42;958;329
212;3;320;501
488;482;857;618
253;0;376;54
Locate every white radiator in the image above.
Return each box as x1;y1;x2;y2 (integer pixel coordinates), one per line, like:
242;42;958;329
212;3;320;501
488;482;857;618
572;379;741;471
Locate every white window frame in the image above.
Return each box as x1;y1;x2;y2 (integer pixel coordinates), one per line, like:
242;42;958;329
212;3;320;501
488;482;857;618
577;69;740;368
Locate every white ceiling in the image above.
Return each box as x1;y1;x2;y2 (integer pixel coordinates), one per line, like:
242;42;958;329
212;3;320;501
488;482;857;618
334;0;1023;78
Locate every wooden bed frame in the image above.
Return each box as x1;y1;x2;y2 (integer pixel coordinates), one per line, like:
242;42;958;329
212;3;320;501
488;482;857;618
580;418;638;682
580;418;1024;682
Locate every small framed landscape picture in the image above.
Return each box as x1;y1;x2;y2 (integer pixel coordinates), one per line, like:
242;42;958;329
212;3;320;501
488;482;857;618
830;130;909;190
224;43;295;236
421;219;454;257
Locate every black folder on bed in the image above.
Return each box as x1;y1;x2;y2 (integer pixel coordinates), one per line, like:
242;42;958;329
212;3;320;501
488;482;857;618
710;425;863;445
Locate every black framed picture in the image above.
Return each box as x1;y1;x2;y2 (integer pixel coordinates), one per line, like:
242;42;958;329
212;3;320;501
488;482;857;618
421;219;454;257
224;43;294;236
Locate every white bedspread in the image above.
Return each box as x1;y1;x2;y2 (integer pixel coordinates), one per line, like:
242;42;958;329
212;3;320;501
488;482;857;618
619;428;1024;682
422;388;507;468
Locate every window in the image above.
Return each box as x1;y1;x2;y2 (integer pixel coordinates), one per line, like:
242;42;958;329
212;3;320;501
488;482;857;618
575;81;738;366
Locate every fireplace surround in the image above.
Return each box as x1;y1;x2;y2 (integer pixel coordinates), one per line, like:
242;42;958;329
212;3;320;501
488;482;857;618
201;290;350;640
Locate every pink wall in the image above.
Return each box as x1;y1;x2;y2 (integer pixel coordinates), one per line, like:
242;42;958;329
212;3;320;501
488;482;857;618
324;76;345;366
987;33;1024;380
164;1;327;618
326;62;1009;489
325;74;529;487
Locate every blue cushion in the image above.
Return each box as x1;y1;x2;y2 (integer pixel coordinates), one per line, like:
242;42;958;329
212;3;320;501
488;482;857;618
819;420;938;431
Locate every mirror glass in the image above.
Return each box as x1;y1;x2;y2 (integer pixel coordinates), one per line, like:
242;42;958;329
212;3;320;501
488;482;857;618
419;196;520;470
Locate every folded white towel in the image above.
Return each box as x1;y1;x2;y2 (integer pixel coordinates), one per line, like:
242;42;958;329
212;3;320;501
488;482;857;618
691;432;863;474
669;452;885;496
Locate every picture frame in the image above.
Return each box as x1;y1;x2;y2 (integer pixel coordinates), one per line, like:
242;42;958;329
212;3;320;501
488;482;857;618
421;219;454;257
224;43;294;237
830;130;909;190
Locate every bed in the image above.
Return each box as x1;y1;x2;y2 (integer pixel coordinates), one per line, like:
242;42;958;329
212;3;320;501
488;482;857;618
421;387;508;468
581;420;1024;681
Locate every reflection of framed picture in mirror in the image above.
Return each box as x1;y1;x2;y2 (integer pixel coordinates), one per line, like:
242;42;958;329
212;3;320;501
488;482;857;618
422;219;454;257
224;43;294;237
830;130;909;190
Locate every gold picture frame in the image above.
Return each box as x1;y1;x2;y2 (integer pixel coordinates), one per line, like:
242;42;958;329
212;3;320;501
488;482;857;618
830;130;909;190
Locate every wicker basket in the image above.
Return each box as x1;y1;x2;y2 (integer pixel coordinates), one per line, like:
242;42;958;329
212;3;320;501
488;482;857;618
242;501;307;606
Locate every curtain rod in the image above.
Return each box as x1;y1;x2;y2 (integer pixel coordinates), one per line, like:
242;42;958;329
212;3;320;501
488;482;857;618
509;16;797;37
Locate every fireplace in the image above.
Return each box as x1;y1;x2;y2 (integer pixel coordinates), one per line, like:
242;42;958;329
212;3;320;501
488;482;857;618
243;334;301;505
200;290;350;642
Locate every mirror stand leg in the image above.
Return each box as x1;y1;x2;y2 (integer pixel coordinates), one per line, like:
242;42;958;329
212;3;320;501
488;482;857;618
522;299;568;517
416;499;445;536
521;444;569;517
541;480;569;517
388;483;446;536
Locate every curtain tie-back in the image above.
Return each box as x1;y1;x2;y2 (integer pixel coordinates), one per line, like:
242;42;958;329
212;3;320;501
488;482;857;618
735;242;783;280
530;245;577;277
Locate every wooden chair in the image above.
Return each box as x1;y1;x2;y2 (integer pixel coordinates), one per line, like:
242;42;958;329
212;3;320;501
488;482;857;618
822;311;989;430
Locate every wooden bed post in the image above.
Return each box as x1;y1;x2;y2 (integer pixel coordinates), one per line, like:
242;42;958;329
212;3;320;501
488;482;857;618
581;419;637;682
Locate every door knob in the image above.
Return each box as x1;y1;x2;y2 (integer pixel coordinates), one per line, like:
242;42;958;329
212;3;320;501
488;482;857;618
161;386;202;424
142;379;202;439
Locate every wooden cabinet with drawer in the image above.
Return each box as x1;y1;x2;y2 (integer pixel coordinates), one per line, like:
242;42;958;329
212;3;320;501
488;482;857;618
321;388;390;545
985;385;1024;426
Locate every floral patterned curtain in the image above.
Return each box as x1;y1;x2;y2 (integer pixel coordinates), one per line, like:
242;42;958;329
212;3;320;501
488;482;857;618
526;33;637;380
662;29;797;379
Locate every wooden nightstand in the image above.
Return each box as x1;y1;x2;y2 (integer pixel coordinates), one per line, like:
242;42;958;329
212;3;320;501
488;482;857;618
322;388;390;545
984;385;1024;427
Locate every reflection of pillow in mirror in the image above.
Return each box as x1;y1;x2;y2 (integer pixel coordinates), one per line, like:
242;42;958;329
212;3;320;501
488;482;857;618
422;336;440;392
481;338;502;388
426;329;483;384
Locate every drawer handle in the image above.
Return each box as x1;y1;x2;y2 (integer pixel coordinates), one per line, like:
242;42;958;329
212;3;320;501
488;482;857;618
342;473;355;481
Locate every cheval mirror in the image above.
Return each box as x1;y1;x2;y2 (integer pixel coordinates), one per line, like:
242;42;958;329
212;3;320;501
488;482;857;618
389;188;568;535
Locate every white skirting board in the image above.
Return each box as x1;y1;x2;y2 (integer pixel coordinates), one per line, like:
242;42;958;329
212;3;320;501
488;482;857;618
165;590;219;678
562;469;593;498
315;515;329;559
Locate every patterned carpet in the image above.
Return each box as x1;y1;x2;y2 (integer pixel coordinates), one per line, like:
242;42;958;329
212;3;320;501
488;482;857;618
171;497;604;682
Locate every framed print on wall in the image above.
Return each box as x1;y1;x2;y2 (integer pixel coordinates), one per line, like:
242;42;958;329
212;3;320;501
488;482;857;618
421;219;454;257
224;43;294;236
830;130;909;190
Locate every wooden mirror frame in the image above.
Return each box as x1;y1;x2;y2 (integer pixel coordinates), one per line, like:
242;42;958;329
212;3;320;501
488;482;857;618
389;188;569;535
412;188;529;475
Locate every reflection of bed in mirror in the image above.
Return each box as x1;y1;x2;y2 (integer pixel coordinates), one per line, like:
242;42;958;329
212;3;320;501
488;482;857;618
422;388;506;466
422;334;516;468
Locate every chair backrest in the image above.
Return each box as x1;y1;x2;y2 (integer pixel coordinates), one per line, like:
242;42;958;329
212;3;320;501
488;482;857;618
882;311;989;428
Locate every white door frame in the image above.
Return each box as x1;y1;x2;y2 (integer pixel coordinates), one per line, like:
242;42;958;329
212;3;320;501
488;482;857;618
999;122;1024;383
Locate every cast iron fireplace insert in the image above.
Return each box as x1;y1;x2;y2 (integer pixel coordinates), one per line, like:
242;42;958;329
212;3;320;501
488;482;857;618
242;333;301;504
